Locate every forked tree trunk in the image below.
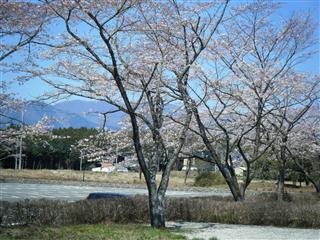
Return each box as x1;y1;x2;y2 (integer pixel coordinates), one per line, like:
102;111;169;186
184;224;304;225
149;191;166;228
224;173;245;201
240;183;247;200
193;107;245;201
216;161;245;201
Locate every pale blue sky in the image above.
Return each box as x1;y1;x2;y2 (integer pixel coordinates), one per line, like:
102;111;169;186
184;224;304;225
3;0;320;101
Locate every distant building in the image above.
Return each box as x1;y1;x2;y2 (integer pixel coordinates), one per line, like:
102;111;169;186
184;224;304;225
177;151;216;172
91;154;136;173
235;167;247;177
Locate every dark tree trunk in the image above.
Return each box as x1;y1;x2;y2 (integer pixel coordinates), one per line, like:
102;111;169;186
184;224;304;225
307;178;320;193
239;181;250;200
193;106;245;201
149;189;165;228
225;173;244;201
277;172;285;200
277;137;287;201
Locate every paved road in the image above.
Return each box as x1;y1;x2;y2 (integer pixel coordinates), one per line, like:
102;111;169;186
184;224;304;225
167;222;320;240
0;182;230;202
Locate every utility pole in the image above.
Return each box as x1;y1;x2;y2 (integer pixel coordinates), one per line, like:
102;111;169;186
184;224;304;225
80;149;83;171
15;144;18;170
80;149;85;182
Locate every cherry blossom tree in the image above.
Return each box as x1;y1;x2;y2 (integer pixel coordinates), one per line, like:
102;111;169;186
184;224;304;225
0;1;49;62
0;126;20;167
0;115;53;169
267;73;319;199
71;127;135;169
172;1;318;201
15;0;228;227
0;1;52;124
288;107;320;192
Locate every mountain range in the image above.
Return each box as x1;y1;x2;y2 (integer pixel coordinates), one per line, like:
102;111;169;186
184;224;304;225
1;100;125;129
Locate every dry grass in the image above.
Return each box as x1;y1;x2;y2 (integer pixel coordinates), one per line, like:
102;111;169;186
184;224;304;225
1;169;316;192
1;193;319;228
247;180;315;193
0;169;197;188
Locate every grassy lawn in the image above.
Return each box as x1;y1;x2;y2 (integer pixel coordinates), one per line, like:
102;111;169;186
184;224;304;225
246;180;315;193
0;224;187;240
0;169;197;188
0;169;315;192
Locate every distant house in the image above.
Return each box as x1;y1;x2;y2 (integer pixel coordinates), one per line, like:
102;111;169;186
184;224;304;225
113;155;125;164
177;151;216;172
91;161;114;172
91;154;135;173
235;167;247;177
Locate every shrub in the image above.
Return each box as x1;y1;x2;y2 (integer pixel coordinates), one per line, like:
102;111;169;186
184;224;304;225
194;172;226;187
1;193;319;228
0;196;149;227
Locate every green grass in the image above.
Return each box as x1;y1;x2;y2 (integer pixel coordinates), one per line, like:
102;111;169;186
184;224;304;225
190;238;218;240
0;224;186;240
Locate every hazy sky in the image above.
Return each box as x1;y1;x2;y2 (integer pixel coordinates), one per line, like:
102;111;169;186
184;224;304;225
3;0;320;101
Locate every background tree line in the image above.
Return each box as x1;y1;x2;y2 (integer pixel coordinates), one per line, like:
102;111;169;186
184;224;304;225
0;125;314;187
1;127;98;169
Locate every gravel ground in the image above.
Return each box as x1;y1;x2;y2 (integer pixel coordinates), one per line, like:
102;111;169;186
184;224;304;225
167;222;320;240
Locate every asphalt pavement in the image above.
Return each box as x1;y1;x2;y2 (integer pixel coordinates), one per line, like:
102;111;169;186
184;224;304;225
0;182;231;202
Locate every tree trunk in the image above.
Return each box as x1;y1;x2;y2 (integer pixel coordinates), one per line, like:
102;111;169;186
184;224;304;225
307;178;320;193
220;167;244;201
192;106;245;201
219;163;245;201
240;183;247;200
277;173;285;201
277;159;286;200
148;186;165;228
277;137;287;201
226;175;244;201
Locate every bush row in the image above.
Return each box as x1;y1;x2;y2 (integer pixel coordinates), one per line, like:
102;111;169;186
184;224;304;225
1;192;319;228
194;172;226;187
